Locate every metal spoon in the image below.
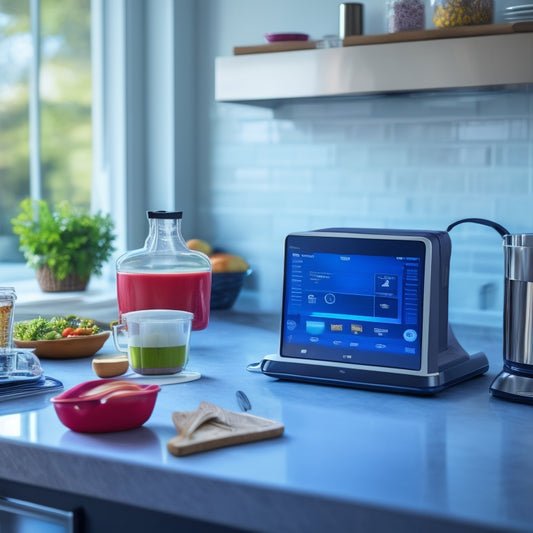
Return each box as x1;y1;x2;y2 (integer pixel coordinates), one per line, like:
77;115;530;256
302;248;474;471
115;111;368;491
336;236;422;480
236;390;252;412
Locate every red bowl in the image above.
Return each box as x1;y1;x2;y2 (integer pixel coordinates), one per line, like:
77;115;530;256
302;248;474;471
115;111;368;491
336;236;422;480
51;379;160;433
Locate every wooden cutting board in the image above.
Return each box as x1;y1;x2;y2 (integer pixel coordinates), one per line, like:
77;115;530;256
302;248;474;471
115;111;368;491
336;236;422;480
167;401;284;457
233;22;533;55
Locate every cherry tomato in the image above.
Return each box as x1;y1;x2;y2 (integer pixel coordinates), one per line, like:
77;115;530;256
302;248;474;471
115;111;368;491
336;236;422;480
62;327;75;337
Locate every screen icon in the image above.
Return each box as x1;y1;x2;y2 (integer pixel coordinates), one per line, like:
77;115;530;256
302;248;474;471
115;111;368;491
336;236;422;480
306;321;325;335
403;329;417;342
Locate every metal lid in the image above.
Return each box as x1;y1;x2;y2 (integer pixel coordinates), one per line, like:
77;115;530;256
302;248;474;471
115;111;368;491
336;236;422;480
0;287;16;300
504;234;533;282
147;211;183;219
504;234;533;248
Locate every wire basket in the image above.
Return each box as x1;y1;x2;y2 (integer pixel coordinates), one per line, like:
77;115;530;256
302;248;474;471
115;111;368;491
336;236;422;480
210;270;251;310
36;266;89;293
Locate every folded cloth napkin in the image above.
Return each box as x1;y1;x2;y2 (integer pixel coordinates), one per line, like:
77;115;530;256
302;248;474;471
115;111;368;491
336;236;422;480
167;401;284;457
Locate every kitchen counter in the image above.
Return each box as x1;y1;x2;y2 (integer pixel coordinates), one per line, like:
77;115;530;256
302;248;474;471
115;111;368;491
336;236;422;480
0;310;532;533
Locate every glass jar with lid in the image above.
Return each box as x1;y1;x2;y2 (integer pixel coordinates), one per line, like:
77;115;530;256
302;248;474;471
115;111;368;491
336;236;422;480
431;0;494;27
116;211;212;331
387;0;426;33
0;287;16;348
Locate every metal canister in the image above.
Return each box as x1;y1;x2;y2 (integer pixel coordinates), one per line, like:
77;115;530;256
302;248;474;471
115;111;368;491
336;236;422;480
339;3;363;39
503;234;533;369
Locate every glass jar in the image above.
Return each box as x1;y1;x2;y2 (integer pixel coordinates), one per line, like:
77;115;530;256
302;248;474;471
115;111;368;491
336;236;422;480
0;287;16;348
116;211;212;331
431;0;494;27
387;0;426;33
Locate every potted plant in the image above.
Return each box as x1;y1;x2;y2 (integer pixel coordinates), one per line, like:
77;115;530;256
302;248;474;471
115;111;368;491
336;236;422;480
11;199;116;292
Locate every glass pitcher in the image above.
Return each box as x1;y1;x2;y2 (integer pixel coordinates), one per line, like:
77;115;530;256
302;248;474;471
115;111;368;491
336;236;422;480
116;211;211;331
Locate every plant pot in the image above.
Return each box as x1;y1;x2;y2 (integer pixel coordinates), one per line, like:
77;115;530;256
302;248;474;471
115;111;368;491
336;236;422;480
36;265;89;293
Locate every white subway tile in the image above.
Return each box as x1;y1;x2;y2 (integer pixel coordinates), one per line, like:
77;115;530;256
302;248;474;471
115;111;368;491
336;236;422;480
202;89;533;321
392;122;457;142
239;121;273;143
458;120;511;141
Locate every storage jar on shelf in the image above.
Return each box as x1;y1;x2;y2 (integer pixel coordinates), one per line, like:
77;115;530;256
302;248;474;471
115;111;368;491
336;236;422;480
387;0;426;33
431;0;494;27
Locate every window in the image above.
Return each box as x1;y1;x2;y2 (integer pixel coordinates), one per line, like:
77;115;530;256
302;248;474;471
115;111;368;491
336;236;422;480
0;0;91;262
1;1;189;276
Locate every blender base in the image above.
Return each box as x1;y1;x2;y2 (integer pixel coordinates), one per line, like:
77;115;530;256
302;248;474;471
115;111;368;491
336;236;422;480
490;371;533;405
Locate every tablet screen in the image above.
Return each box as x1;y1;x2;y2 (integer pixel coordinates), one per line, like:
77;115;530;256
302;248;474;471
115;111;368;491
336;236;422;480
281;233;426;370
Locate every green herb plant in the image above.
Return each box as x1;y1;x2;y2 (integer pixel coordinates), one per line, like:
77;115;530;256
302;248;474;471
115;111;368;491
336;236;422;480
11;199;116;281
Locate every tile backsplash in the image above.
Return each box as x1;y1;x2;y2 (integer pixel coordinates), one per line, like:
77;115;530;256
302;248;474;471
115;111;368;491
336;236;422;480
199;88;533;328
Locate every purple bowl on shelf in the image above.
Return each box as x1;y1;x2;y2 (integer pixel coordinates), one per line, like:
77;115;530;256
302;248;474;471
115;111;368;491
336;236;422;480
264;33;309;43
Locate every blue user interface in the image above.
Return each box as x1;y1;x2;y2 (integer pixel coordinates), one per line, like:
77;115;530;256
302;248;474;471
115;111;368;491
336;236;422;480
281;236;425;370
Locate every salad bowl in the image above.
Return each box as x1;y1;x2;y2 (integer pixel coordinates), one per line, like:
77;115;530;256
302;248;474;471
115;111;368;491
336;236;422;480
14;331;110;359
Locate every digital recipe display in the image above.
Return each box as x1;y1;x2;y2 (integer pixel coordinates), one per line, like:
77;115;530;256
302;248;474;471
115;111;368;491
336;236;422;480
281;234;426;370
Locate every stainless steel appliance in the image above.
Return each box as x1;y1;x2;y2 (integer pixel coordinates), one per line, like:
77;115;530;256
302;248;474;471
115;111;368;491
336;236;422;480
448;218;533;404
493;233;533;402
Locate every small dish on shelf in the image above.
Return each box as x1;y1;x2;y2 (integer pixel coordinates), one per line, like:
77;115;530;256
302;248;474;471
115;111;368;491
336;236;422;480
264;33;309;43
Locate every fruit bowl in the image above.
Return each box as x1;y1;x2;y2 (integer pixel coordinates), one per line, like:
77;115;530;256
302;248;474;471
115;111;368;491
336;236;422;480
13;331;110;359
211;269;251;310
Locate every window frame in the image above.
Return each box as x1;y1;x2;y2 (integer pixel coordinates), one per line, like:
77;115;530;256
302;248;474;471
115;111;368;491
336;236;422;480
91;0;196;252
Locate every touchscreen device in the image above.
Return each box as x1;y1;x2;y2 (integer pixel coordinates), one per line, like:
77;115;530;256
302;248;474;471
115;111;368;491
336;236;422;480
281;231;426;371
254;228;489;394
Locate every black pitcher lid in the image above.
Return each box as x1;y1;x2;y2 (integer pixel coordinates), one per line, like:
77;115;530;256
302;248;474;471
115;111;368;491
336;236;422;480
147;210;183;219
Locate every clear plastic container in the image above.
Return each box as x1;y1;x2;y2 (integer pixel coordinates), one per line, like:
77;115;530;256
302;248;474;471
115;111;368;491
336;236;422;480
0;287;16;348
0;349;42;384
431;0;494;27
116;211;212;331
387;0;426;32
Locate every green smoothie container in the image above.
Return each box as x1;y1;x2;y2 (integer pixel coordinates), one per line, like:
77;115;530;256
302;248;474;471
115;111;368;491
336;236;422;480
113;309;193;375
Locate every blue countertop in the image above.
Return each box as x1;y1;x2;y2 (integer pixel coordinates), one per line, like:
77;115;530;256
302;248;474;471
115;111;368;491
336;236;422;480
0;311;532;533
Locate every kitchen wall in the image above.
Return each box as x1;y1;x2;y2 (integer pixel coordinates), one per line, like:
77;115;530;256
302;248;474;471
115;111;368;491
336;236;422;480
193;0;533;329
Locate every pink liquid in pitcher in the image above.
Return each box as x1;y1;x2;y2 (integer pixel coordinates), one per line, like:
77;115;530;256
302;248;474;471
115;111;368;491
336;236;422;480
117;271;211;330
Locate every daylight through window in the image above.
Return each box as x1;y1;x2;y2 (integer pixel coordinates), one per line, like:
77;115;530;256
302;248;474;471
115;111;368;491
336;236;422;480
0;0;91;262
